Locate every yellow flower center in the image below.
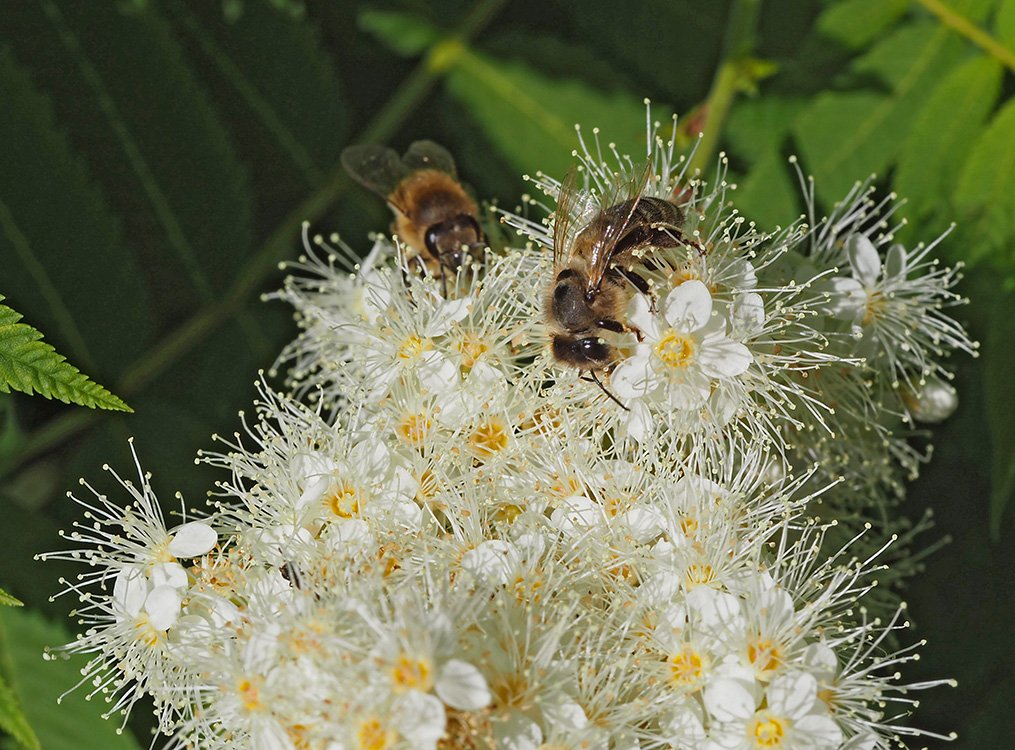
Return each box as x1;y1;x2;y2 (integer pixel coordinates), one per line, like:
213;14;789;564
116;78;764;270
684;562;715;588
862;290;886;326
236;676;264;712
397;412;432;448
749;713;786;748
490;672;529;709
549;473;583;499
747;637;783;677
391;654;433;692
455;333;489;370
356;718;397;750
324;479;359;518
655;329;696;369
397;335;432;361
679;514;699;536
668;645;705;687
494;502;524;523
415;468;443;507
468;416;509;458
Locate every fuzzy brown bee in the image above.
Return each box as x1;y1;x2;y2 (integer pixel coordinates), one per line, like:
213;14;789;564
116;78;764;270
546;166;686;404
341;141;485;283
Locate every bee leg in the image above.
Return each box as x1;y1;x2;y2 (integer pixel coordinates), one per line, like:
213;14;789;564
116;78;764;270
581;370;629;411
596;319;626;334
617;267;650;294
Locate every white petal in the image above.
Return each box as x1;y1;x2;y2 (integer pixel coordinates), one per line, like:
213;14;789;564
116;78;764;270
297;473;332;510
167;523;217;556
150;562;188;590
251;720;296;750
144;585;182;631
885;243;907;280
626;293;659;337
796;714;844;749
611;349;661;398
703;676;757;722
622;399;654;443
664;374;712;410
842;729;877;750
664;280;713;331
393;691;445;745
436;660;492;711
766;671;817;719
419;350;461;394
846;234;881;286
825;277;865;320
468;360;505;389
550;495;601;535
664;703;706;744
493;714;542;750
699;338;752;378
167;521;217;557
731;292;765;337
425;298;471;337
621;506;663;543
113;565;148;618
803;642;838;675
542;699;588;730
206;595;241;627
460;540;514;584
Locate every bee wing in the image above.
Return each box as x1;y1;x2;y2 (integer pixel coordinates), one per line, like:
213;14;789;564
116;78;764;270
402;140;458;177
341;144;411;211
585;162;653;295
552;167;584;271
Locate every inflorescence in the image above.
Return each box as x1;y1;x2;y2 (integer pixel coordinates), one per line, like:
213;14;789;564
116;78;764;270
40;115;972;750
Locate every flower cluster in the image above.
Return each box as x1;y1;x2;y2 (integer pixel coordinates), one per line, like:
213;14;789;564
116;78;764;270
43;118;971;749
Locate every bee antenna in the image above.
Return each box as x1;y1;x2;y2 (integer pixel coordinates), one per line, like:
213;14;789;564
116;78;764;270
583;370;630;411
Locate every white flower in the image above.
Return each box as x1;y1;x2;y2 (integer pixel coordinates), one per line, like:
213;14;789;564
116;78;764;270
611;282;752;441
706;671;842;750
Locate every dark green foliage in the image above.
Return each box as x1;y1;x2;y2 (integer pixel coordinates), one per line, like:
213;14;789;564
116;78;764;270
0;0;1012;746
0;608;141;750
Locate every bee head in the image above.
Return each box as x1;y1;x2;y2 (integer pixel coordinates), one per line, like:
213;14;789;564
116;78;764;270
425;214;484;270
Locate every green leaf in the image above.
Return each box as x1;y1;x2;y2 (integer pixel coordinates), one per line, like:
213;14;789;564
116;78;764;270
987;292;1015;537
166;0;347;187
895;56;1002;219
793;20;964;202
732;152;802;229
10;1;255;299
0;672;39;750
953;98;1015;264
816;0;909;49
725;96;806;163
0;590;21;608
0;46;151;377
0;608;142;750
997;0;1015;49
0;297;131;412
446;50;666;180
360;9;441;57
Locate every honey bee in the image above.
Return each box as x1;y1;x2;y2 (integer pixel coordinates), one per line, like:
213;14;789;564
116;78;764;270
546;166;687;405
341;140;486;285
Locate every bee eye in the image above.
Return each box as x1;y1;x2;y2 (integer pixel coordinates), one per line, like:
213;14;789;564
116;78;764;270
424;227;441;257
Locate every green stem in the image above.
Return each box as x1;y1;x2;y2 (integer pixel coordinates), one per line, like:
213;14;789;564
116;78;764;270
914;0;1015;73
6;0;506;474
686;0;762;177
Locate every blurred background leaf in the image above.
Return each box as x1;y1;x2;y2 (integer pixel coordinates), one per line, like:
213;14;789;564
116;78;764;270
0;607;141;750
0;1;1012;747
